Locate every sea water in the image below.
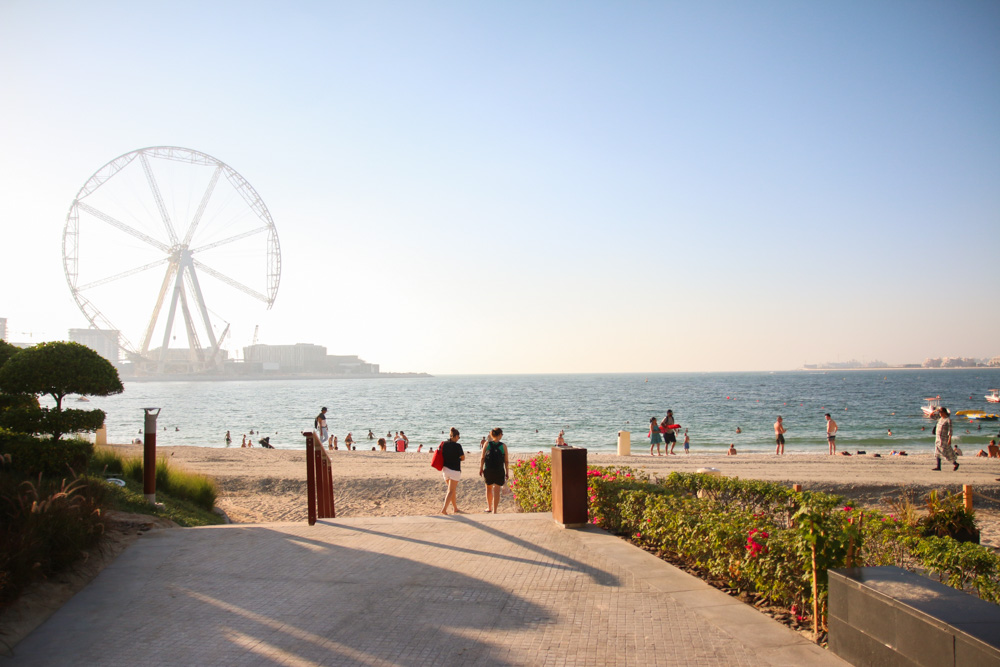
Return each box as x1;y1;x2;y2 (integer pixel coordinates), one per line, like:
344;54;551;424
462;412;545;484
61;369;1000;455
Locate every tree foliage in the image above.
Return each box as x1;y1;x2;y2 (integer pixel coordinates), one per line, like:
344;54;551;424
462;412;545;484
0;339;21;368
0;342;123;410
0;341;123;440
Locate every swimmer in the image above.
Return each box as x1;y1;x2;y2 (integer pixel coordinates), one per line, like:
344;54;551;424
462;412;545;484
736;426;742;434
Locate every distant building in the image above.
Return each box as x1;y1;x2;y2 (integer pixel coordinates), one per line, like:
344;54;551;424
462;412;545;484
241;344;379;375
0;317;6;341
243;343;328;372
69;328;121;363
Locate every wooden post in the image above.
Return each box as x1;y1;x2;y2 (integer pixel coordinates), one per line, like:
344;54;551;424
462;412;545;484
792;484;802;492
305;431;317;525
551;447;588;527
964;485;973;513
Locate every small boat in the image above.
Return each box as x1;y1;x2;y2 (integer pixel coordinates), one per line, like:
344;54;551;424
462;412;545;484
76;396;90;402
922;396;942;418
987;389;1000;404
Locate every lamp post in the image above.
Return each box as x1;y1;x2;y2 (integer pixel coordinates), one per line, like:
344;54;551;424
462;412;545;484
143;408;161;504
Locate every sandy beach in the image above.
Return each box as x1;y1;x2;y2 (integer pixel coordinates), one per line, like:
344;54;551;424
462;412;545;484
100;443;1000;548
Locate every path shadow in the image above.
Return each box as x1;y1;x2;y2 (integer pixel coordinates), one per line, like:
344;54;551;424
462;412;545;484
6;524;552;666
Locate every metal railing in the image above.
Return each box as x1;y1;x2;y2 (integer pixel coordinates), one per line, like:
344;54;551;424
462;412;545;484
303;431;335;524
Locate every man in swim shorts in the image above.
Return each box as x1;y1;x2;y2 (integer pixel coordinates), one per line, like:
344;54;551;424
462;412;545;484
774;416;786;455
826;413;838;455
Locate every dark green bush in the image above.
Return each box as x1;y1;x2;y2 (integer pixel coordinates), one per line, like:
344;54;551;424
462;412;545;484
0;432;94;477
0;406;106;440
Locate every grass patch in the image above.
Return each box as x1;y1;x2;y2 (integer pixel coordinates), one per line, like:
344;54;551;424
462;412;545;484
91;447;218;513
93;475;224;528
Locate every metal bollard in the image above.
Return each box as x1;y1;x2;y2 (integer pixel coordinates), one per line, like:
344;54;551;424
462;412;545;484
143;408;161;504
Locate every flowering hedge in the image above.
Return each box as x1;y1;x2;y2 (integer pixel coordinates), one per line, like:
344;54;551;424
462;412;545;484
511;455;1000;633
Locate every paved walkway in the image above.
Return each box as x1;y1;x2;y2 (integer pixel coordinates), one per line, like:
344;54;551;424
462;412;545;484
7;513;845;666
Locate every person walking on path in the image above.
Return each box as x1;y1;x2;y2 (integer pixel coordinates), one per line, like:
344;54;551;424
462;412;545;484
479;427;509;513
825;413;838;455
932;407;958;471
315;407;329;444
662;411;677;454
440;427;465;515
774;416;787;455
648;417;663;456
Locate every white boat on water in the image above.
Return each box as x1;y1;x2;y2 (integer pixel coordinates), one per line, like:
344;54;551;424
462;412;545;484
922;396;942;418
987;389;1000;404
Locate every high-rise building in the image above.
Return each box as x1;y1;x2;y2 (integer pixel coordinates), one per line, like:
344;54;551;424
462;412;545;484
68;328;121;363
0;317;7;341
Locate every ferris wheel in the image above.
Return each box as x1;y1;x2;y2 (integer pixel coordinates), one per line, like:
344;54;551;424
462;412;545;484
62;146;280;371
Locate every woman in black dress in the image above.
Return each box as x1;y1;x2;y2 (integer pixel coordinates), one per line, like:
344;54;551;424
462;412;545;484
440;427;465;515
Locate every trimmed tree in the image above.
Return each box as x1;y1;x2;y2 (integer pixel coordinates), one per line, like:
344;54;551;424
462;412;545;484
0;340;38;413
0;341;123;440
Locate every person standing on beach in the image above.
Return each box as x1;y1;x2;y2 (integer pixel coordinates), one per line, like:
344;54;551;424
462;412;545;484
648;417;663;456
662;411;677;454
556;430;568;447
440;427;465;515
932;407;958;471
480;427;509;513
825;413;838;455
315;407;329;444
225;430;232;447
683;429;690;454
774;416;787;455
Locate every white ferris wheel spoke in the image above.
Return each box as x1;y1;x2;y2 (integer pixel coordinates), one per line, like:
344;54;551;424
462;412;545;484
139;153;180;246
76;258;169;292
76;202;170;252
181;165;222;247
189;225;269;255
191;259;269;303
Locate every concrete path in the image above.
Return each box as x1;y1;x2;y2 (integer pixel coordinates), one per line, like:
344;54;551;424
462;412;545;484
7;513;845;666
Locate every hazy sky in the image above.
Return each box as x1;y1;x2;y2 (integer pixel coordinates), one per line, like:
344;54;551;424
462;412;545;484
1;1;998;374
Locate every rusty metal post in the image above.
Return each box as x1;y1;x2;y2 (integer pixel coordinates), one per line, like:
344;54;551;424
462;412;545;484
143;408;161;504
305;431;317;525
964;485;973;512
792;484;803;492
551;446;588;527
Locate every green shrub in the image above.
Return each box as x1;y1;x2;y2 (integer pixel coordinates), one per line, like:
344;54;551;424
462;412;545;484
0;455;106;604
0;406;106;439
0;432;93;477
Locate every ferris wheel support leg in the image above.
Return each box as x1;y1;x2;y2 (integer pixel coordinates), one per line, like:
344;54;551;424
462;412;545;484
176;281;203;362
184;257;218;353
142;262;178;357
159;268;186;370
